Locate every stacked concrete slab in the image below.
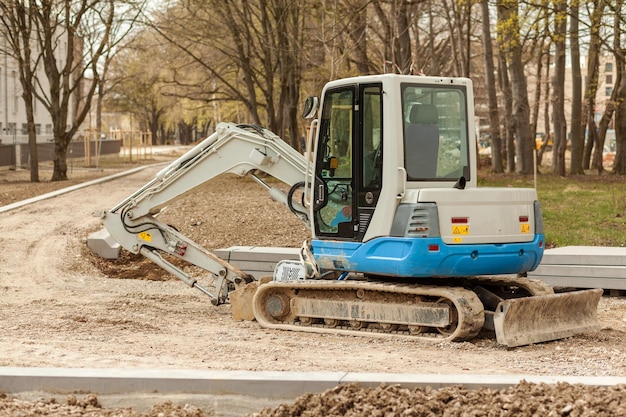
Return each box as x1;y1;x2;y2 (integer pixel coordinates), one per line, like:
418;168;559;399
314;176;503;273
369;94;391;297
528;246;626;292
215;245;626;293
214;246;300;279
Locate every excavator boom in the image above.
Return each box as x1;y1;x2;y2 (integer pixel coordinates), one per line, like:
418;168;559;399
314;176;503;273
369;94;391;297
102;123;311;304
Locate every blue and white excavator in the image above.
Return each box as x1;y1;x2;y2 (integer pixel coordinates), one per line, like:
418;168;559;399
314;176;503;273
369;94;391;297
101;74;602;347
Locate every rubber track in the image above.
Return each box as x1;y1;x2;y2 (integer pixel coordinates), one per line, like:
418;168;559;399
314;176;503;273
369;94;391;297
252;280;486;342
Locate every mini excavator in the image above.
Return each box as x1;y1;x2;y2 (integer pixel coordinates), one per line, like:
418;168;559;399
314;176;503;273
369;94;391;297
101;74;602;347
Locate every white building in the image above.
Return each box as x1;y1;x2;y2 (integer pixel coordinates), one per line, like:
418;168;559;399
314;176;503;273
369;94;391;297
0;42;55;145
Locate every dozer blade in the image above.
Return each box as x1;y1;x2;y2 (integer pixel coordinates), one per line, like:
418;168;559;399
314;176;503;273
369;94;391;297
493;288;603;347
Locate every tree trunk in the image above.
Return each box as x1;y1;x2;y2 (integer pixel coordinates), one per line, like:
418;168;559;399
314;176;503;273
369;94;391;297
551;0;567;176
51;133;70;181
177;121;193;145
614;67;626;174
584;113;599;172
149;115;160;146
498;51;515;173
498;0;533;174
481;0;503;173
25;100;39;182
595;103;615;173
348;1;371;74
443;0;465;77
509;62;534;174
1;0;40;181
97;80;105;140
530;39;544;141
395;0;412;73
427;2;439;74
569;0;584;174
582;0;605;170
530;32;546;166
540;53;552;168
612;0;626;174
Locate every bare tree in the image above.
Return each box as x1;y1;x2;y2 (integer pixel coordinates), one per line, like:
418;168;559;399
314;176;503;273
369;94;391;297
529;41;545;143
273;0;307;149
498;50;516;172
370;0;413;73
497;0;534;174
0;0;40;182
582;0;605;171
551;0;568;176
105;34;173;144
346;0;372;74
370;0;410;73
612;0;626;174
614;68;626;173
539;51;552;166
151;0;310;147
94;11;139;141
442;0;473;77
569;0;584;174
480;0;503;173
594;87;618;173
597;0;623;173
529;11;549;167
15;0;144;181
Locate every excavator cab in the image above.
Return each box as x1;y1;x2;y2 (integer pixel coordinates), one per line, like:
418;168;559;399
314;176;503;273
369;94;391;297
309;79;473;246
304;77;553;283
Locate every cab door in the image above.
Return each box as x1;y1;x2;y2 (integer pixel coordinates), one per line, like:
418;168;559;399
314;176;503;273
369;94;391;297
313;83;383;241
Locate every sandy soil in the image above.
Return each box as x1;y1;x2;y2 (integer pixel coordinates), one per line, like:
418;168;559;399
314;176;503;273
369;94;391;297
0;158;625;416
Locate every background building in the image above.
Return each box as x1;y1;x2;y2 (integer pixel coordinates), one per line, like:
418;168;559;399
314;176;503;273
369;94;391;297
0;42;55;146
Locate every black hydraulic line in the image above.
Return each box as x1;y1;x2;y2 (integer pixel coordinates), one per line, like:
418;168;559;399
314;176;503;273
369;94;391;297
287;181;309;221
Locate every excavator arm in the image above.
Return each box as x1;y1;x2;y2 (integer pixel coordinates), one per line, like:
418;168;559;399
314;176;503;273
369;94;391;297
102;123;311;305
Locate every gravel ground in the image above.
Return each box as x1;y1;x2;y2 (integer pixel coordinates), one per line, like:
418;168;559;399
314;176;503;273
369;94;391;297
0;154;625;416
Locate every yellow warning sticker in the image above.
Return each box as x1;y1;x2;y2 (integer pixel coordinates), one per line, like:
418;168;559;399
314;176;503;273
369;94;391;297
452;237;463;243
452;225;469;235
138;231;152;242
520;224;530;233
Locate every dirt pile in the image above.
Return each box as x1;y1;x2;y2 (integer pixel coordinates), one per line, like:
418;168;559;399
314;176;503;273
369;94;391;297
0;392;206;417
2;381;625;416
252;382;626;417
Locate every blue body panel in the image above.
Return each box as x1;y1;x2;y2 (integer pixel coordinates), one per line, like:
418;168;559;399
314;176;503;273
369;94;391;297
311;236;545;277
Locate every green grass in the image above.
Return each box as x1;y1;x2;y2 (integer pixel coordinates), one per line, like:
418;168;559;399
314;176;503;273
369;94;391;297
478;172;626;248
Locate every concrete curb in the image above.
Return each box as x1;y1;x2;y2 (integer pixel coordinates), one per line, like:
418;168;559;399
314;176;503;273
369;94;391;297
0;164;164;214
0;368;624;398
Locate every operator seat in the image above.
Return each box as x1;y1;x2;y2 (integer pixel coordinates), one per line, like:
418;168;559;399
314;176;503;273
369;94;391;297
404;104;440;179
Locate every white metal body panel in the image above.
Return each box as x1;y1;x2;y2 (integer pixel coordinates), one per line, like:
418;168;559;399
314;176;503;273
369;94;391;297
416;188;538;244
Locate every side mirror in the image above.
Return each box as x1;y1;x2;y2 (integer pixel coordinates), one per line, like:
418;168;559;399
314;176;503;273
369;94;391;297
302;96;319;119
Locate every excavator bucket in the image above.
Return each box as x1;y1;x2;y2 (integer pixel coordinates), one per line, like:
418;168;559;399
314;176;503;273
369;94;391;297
493;288;603;347
230;277;273;321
